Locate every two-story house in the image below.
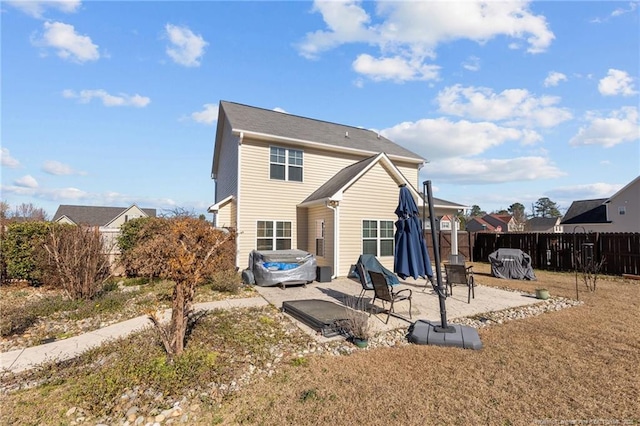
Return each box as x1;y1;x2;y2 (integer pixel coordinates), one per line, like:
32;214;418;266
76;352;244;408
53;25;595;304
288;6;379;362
561;175;639;233
209;101;465;278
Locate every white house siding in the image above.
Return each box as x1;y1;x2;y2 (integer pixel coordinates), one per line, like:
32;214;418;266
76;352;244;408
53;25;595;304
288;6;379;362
337;162;404;276
606;179;640;233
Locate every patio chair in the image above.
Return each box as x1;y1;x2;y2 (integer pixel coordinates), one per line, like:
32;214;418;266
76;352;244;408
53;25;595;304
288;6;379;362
369;270;413;324
355;262;374;303
444;263;475;304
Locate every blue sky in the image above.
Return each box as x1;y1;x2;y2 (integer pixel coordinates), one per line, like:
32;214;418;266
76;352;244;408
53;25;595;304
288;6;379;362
2;0;639;219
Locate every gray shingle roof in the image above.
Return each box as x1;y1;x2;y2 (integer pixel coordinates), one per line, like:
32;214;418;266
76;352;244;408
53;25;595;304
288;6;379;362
302;155;379;204
219;101;424;161
526;216;559;231
52;205;156;226
560;199;608;225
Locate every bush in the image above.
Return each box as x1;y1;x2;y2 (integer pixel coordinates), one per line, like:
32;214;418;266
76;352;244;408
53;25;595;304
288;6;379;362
1;222;57;284
40;225;112;300
209;269;241;293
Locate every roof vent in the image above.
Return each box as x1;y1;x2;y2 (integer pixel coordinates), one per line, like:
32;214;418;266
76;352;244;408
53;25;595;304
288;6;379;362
345;131;349;138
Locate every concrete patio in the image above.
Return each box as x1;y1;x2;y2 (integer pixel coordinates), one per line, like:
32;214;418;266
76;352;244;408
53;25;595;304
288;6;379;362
253;275;542;340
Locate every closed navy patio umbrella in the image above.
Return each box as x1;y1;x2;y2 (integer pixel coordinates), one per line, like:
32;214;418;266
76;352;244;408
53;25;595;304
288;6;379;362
394;184;433;280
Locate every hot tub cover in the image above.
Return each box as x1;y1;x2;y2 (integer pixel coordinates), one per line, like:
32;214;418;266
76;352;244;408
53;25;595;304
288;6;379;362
248;249;317;286
488;248;536;280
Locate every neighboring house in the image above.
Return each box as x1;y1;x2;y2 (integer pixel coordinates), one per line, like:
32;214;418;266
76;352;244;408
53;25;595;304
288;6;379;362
53;204;157;268
525;216;563;233
209;100;466;277
561;175;640;233
465;214;514;232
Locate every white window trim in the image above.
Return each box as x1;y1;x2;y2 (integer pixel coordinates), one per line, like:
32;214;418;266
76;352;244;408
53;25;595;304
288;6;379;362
315;219;325;257
362;219;395;257
256;220;292;251
269;146;303;182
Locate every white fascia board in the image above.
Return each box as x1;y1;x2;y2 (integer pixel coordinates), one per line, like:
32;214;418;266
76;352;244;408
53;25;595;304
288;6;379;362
208;195;234;213
231;129;423;165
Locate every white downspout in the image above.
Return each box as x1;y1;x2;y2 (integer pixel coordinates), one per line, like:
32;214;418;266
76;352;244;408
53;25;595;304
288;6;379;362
326;201;339;278
236;132;243;270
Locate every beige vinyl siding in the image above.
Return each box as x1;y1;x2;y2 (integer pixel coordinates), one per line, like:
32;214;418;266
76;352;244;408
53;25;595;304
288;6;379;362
216;201;236;228
107;206;148;228
237;138;380;268
306;205;334;268
337;162;404;276
215;117;239;201
606;180;639;232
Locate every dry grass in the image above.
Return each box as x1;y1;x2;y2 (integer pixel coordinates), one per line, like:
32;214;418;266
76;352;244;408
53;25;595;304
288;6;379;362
219;264;640;425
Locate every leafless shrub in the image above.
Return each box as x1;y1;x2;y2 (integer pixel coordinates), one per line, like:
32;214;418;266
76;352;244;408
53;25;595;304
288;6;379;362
129;217;235;360
339;297;371;341
575;254;606;292
41;225;112;300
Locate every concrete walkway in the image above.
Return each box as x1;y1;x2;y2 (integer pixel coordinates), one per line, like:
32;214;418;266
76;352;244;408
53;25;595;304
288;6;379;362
0;297;268;374
1;276;541;375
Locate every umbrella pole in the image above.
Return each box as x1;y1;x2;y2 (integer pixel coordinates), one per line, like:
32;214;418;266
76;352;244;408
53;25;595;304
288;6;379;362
423;180;455;333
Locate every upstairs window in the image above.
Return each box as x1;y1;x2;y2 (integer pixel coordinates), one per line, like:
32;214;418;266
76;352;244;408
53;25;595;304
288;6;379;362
270;147;303;182
619;206;626;215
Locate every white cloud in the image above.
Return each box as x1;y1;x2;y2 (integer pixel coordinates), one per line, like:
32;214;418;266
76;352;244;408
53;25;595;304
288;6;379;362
165;24;208;67
298;1;554;82
63;89;150;107
352;54;439;82
570;107;639;148
15;175;39;188
1;148;21;168
381;117;540;161
273;107;288;113
425;156;565;184
42;160;86;176
462;56;480;72
436;84;573;128
190;104;219;125
569;107;640;148
32;21;99;63
6;0;81;19
544;71;567;87
598;69;638;97
547;183;623;201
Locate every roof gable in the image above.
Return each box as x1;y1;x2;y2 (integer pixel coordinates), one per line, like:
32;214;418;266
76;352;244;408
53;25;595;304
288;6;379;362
53;205;156;227
560;199;608;225
300;153;416;205
606;175;640;204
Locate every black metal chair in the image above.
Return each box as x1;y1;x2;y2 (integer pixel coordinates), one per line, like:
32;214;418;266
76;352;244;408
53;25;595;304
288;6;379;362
444;263;475;303
355;263;374;303
368;270;412;324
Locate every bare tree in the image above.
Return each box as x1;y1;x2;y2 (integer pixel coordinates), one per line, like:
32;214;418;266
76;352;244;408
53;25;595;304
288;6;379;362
126;217;235;359
11;203;49;221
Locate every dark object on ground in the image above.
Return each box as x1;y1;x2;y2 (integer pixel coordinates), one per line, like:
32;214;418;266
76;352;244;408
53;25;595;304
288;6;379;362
282;299;365;337
407;320;483;350
248;250;317;287
488;248;537;280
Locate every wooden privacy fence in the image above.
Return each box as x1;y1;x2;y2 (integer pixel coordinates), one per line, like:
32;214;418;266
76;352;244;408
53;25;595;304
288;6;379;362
472;232;640;276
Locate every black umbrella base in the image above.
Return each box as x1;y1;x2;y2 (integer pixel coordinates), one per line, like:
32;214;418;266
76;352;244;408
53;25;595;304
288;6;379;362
407;320;483;350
